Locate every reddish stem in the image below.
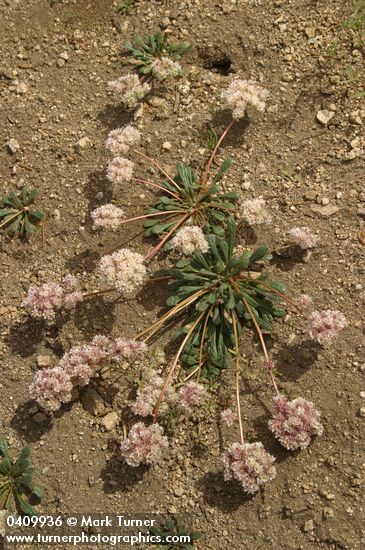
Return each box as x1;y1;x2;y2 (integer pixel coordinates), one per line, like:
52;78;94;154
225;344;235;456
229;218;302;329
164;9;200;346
201;119;235;186
132;178;182;202
144;211;192;262
120;210;184;225
133;150;182;192
152;310;206;421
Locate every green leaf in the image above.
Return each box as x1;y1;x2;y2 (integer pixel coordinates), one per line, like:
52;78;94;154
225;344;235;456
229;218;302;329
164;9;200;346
6;217;20;234
249;245;270;264
16;493;39;516
213;157;234;183
0;439;9;458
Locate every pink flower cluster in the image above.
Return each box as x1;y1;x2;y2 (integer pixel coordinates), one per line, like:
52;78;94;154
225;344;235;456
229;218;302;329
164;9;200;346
107;157;134;185
241;198;271;225
294;293;313;310
31;337;148;412
120;422;169;467
222;442;276;493
309;309;347;344
178;381;208;413
108;74;151;108
99;249;147;298
222;79;269;119
220;408;236;427
22;275;83;321
269;394;323;450
288;227;318;249
106;125;141;156
151;57;182;81
91;204;124;231
131;369;176;417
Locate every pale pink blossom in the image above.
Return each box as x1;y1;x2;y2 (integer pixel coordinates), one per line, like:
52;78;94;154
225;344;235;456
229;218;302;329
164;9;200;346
108;74;151;108
120;422;169;467
288;227;318;249
294;293;313;310
171;226;209;255
106;125;141;155
107;157;134;185
151;57;182;80
269;394;323;450
241;198;271;225
178;381;208;413
221;408;236;427
109;338;148;362
22;282;64;321
30;367;73;412
222;79;269;119
222;442;276;493
309;309;347;344
131;369;176;417
91;204;124;231
99;249;147;297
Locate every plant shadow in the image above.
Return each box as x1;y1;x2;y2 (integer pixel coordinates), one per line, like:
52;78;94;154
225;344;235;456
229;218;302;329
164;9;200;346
10;399;75;443
275;340;321;382
199;471;254;511
97;103;134;131
101;440;148;494
73;296;117;339
6;317;60;358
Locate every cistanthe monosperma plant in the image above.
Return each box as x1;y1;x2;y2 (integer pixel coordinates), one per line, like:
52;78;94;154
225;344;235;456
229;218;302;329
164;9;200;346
28;218;347;493
25;77;348;494
98;78;273;261
108;31;193;109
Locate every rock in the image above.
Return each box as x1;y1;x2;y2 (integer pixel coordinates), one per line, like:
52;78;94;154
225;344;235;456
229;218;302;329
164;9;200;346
60;52;69;61
310;204;339;217
101;411;118;431
81;388;105;416
305;27;316;38
36;355;52;368
303;519;314;532
75;137;91;153
321;197;330;205
57;58;65;68
349;110;362;125
316;109;335;125
16;81;28;94
174;486;184;497
358;407;365;418
304;191;317;201
0;68;14;79
323;507;335;518
33;412;48;424
7;138;20;154
357;207;365;218
162;141;172;151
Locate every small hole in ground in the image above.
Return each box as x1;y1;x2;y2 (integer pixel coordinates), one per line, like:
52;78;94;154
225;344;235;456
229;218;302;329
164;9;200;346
202;54;232;75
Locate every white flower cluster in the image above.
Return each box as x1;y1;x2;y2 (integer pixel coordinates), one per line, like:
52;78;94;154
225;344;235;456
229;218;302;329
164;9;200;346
107;157;134;185
241;198;271;225
106;125;141;156
99;249;147;297
108;74;150;108
151;57;182;81
171;226;209;255
222;79;269;119
91;204;124;231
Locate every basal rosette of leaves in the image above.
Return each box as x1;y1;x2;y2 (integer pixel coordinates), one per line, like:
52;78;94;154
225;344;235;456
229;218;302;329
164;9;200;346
143;159;239;241
150;217;287;378
0;439;43;516
0;187;44;238
125;31;193;75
